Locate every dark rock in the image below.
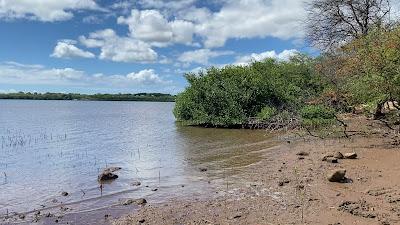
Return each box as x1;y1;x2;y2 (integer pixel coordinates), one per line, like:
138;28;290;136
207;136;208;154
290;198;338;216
139;219;145;223
278;179;290;186
199;167;208;172
61;191;68;196
151;188;158;191
322;153;334;161
18;214;26;220
98;167;122;182
327;169;346;182
121;198;147;206
298;156;305;160
131;181;141;186
333;152;344;159
296;151;309;156
136;198;147;205
60;206;70;212
98;172;118;182
344;152;357;159
326;157;338;163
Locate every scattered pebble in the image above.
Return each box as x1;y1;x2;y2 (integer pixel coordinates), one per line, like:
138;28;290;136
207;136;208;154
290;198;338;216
199;167;208;172
131;181;141;186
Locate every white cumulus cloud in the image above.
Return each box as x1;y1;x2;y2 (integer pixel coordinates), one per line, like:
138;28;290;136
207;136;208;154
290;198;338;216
79;29;158;63
115;0;307;49
0;61;170;88
194;0;306;48
0;61;85;85
125;69;164;84
0;0;102;22
235;49;299;65
117;9;195;47
51;40;95;59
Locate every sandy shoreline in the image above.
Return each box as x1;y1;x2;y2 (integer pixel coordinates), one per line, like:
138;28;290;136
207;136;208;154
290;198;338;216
114;115;400;225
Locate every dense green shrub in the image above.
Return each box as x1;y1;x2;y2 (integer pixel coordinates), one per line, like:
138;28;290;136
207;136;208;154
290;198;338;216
257;106;277;121
300;105;336;128
174;55;323;127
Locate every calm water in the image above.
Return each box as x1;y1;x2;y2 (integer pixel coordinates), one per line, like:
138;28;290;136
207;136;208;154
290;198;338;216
0;100;276;217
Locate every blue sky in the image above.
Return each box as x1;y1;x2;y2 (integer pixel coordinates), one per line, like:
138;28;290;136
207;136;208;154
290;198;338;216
0;0;314;94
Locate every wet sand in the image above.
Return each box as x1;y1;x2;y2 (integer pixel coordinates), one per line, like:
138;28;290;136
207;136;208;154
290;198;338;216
114;115;400;225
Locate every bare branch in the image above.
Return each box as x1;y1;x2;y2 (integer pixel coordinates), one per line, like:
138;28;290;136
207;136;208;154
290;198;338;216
306;0;392;51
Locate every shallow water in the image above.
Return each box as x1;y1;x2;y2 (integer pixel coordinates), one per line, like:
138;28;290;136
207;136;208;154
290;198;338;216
0;100;277;217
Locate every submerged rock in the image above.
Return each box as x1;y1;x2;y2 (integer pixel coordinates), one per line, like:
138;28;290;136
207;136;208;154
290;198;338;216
121;198;147;206
98;167;121;182
327;169;346;182
103;167;122;173
98;172;118;182
131;181;141;186
199;167;208;172
344;152;357;159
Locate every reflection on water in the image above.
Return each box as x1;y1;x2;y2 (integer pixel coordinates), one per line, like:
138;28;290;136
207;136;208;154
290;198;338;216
0;100;277;216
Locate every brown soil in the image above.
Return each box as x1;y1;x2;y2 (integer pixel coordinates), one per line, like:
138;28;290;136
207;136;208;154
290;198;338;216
114;115;400;225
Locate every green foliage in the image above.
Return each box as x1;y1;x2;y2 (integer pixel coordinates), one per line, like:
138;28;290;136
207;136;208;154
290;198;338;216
300;105;336;128
174;55;324;127
327;27;400;116
0;92;175;102
257;106;277;121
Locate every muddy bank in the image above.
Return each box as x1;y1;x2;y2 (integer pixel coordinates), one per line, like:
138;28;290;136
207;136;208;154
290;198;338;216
114;115;400;225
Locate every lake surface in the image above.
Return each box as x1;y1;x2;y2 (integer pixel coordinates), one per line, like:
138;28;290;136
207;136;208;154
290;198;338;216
0;100;277;218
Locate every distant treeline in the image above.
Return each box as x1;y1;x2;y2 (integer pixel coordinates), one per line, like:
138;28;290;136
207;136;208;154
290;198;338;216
0;92;176;102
